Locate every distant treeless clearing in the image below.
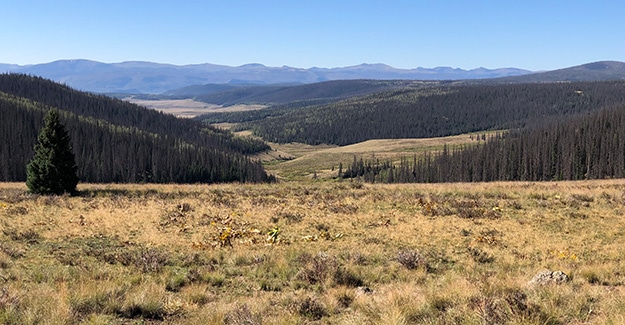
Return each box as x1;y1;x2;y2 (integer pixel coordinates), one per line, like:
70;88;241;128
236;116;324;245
125;98;267;118
258;132;500;180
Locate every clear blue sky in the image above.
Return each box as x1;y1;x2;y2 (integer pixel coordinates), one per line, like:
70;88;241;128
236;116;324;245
1;0;623;71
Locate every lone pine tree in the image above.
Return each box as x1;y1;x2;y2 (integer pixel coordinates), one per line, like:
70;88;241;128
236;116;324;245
26;109;79;194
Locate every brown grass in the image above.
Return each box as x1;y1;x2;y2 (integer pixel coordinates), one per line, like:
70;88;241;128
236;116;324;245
259;131;499;180
2;180;625;323
125;98;266;118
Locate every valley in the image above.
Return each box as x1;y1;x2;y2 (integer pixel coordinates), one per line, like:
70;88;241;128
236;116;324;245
257;133;490;180
129;98;493;180
5;0;625;322
3;60;625;323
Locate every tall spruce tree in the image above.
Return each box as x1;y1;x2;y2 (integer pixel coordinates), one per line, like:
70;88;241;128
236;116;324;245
26;109;79;194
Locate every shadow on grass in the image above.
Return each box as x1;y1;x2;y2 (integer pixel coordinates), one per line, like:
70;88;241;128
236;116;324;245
76;188;160;198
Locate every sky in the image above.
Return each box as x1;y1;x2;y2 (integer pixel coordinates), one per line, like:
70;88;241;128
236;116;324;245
1;0;623;71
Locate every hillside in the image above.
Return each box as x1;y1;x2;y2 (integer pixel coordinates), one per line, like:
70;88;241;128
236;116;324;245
190;80;430;106
194;80;451;125
161;83;245;98
342;102;625;183
241;81;625;146
498;61;625;83
0;74;273;183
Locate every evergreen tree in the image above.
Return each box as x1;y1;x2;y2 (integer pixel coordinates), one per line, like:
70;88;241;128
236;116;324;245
26;109;79;194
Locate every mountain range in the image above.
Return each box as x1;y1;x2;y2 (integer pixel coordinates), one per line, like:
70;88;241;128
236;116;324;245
0;59;532;94
496;60;625;83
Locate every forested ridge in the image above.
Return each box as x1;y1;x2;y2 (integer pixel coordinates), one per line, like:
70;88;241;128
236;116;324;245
246;81;625;146
341;104;625;183
193;79;413;106
0;74;274;183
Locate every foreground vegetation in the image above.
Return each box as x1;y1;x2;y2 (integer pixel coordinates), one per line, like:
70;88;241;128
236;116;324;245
2;180;625;323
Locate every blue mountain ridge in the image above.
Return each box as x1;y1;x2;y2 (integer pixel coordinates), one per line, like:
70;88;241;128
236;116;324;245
0;59;532;94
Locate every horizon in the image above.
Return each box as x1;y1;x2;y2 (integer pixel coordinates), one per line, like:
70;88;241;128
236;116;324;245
1;58;544;71
1;1;623;71
4;57;623;73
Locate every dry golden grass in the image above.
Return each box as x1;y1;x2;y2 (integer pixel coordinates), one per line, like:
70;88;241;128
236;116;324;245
2;180;625;323
125;98;267;118
260;132;495;180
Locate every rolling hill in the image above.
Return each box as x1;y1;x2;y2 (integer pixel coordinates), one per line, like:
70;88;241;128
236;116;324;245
239;81;625;146
166;61;625;110
175;80;434;106
498;61;625;83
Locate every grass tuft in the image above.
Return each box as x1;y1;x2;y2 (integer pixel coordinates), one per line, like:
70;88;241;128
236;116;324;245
297;296;328;320
396;249;425;270
223;304;262;325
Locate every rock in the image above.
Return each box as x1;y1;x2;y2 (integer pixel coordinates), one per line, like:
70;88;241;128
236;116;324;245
528;270;569;286
355;286;373;295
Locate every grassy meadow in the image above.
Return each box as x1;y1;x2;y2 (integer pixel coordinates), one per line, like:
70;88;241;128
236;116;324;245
257;132;498;181
125;99;267;118
2;180;625;324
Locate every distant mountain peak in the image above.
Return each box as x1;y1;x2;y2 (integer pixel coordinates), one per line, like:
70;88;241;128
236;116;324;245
0;59;549;93
239;63;267;68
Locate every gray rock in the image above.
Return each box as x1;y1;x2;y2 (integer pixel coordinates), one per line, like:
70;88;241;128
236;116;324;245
355;286;373;295
528;270;569;286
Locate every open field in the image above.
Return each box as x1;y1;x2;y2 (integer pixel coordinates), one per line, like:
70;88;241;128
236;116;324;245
259;132;495;180
125;99;266;118
2;180;625;323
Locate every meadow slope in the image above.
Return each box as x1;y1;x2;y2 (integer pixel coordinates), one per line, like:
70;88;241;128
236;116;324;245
1;180;625;323
259;132;490;180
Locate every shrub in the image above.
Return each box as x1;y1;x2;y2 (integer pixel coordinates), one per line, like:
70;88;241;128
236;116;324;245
278;211;304;224
298;296;328;320
396;249;425;270
468;247;495;264
336;291;354;308
297;252;337;285
334;267;365;287
165;273;189;292
121;301;165;320
0;243;24;259
134;247;169;273
0;288;20;311
4;229;40;243
223;304;261;325
260;279;283;292
70;289;124;317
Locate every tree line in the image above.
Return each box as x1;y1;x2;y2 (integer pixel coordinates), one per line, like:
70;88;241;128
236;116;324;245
340;104;625;183
0;74;274;183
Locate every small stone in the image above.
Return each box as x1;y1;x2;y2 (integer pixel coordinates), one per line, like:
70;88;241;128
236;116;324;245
528;270;569;286
355;286;373;295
